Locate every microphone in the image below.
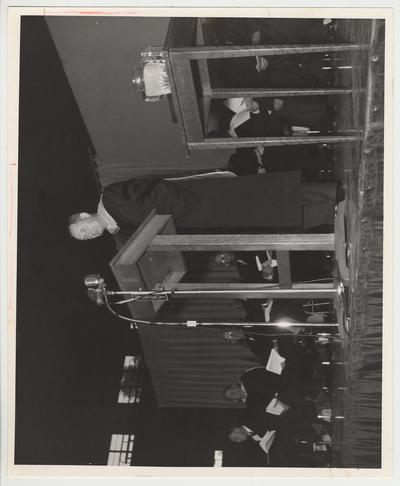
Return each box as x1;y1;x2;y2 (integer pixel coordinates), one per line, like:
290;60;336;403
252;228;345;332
87;288;105;305
84;274;104;288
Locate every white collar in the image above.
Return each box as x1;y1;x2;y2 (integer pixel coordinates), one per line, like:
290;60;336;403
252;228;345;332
242;426;261;442
97;197;119;234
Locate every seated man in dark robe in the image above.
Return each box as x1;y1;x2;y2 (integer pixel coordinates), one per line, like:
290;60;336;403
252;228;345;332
228;423;301;467
228;419;331;467
228;399;328;467
248;18;337;45
214;249;335;284
222;321;320;399
208;97;291;139
227;142;334;177
261;145;336;177
224;365;310;410
234;107;291;138
205;17;336;46
222;323;311;363
269;97;338;134
225;368;322;467
210;54;330;90
68;174;338;241
241;250;334;282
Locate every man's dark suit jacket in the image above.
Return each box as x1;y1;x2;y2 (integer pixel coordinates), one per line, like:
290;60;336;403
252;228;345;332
102;174;302;236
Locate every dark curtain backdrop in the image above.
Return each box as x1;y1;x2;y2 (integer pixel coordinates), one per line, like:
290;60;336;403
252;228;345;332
336;19;384;469
137;326;257;407
136;251;258;407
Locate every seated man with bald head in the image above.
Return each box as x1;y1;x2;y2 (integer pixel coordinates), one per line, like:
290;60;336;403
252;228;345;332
223;365;306;412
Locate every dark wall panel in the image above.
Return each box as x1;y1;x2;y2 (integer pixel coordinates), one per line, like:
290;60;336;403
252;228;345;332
16;16;136;465
46;16;232;185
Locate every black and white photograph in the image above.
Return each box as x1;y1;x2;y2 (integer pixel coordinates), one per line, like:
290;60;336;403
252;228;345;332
4;4;394;477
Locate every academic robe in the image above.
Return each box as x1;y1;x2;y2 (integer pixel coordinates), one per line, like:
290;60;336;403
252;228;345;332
259;96;330;132
233;249;334;284
248;18;336;45
241;367;282;406
102;174;302;235
205;18;335;46
229;426;301;467
244;399;316;459
211;55;328;90
262;145;333;172
234;109;290;138
228;145;332;174
241;366;304;408
207;101;288;139
241;359;312;408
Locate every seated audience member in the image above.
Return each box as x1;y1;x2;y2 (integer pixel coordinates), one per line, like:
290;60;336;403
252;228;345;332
228;424;300;467
234;104;292;139
221;327;278;362
227;149;265;176
227;143;335;179
228;414;332;467
239;298;308;326
225;360;330;462
211;54;330;90
214;250;335;284
223;367;284;407
206;18;336;46
221;321;319;395
247;18;337;45
221;324;300;362
208;96;290;139
270;97;338;134
223;365;309;410
214;250;277;282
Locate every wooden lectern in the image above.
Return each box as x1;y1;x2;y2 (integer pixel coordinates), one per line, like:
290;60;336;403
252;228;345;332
109;210;348;323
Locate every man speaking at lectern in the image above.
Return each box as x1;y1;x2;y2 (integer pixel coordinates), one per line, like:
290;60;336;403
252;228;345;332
68;174;338;241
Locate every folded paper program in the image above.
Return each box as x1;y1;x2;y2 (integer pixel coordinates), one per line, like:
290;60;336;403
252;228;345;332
225;97;260;134
230;109;251;132
143;62;171;97
258;430;276;454
266;397;290;416
223;97;247;113
266;348;286;375
255;253;277;271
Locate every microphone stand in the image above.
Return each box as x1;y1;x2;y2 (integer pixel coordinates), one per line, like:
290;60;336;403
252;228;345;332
83;273;339;331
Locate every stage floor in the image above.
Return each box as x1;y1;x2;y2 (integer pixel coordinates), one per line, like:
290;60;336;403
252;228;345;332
330;19;384;468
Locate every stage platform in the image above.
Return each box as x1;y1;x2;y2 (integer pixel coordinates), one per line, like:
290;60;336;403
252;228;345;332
107;18;385;468
330;18;384;468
